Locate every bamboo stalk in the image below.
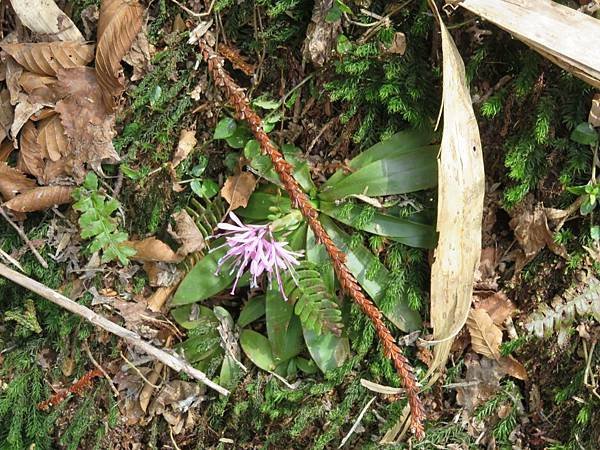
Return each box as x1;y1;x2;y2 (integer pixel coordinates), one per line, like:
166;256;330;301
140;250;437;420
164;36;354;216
0;262;229;396
197;39;425;438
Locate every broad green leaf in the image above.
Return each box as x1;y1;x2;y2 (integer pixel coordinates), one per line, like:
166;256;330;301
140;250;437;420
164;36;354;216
319;145;438;201
171;304;217;329
266;289;303;363
177;336;221;364
319;201;437;248
237;295;266;328
214;117;237;139
200;179;219;199
567;185;588;195
253;97;281;110
325;4;342;22
591;225;600;241
226;126;251;149
303;328;350;373
324;128;434;187
240;329;277;371
295;356;318;374
172;246;249;305
570;122;598;146
220;354;240;389
191;156;208;177
320;215;422;331
237;191;291;220
284;148;316;193
580;196;595;215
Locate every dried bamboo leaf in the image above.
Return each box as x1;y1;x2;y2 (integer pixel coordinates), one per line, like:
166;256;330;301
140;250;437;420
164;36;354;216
3;185;73;212
457;0;600;88
0;162;37;201
427;3;485;383
0;42;95;76
17;121;46;179
95;0;144;109
8;0;84;42
37;114;68;162
466;309;502;360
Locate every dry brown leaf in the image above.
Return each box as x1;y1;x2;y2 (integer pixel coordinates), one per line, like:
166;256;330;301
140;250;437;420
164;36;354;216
5;57;23;105
3;185;73;212
54;67;119;181
147;286;176;312
41;159;70;184
95;0;144;109
126;237;181;263
383;32;406;55
17;121;46;180
466;308;502;360
456;354;505;413
18;72;58;102
139;362;163;412
0;89;13;145
589;93;600;127
169;209;205;256
476;292;516;326
509;194;567;273
0;141;13;162
0;42;95;76
37;114;68;161
0;163;37;201
220;172;257;211
303;0;341;66
12;99;44;138
171;129;197;168
427;3;485;382
498;355;528;381
8;0;84;42
123;25;154;81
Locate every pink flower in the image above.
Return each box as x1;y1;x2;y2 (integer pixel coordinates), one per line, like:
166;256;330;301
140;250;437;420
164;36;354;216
212;213;302;300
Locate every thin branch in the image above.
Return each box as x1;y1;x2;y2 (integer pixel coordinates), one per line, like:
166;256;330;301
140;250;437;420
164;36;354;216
83;341;120;398
0;262;229;396
197;39;425;438
0;207;48;268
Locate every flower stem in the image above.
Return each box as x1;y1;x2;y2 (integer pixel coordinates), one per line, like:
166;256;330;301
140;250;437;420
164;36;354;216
198;39;425;439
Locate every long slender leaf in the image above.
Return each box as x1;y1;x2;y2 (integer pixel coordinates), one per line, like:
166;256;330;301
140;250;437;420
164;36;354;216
320;201;437;248
320;215;422;331
319;145;438;201
266;288;304;363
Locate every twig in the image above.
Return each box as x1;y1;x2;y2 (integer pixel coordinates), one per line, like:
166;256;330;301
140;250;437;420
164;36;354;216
0;207;48;268
0;247;23;271
83;341;119;398
339;396;376;448
120;351;162;388
0;262;229;396
198;39;425;438
169;425;183;450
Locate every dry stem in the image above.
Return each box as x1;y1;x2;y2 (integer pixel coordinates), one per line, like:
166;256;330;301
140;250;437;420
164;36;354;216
198;39;425;438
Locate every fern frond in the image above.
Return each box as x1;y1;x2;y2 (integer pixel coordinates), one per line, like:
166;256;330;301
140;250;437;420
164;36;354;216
288;262;344;336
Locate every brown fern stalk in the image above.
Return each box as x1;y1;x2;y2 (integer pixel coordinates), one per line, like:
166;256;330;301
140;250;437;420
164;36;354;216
37;368;103;411
199;39;425;438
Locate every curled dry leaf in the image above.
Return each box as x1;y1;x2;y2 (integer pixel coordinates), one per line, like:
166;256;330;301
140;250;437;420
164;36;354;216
171;129;197;168
0;141;13;162
220;172;258;211
95;0;144;109
126;237;181;263
37;114;68;161
18;72;58;102
3;185;74;212
0;42;95;76
0;89;13;145
17;120;45;180
0;163;37;201
123;25;154;81
476;292;516;326
498;355;528;381
8;0;84;42
382;32;407;55
466;308;502;360
169;209;205;256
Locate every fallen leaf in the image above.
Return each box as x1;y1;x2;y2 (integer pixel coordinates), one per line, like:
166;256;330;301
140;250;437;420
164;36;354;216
3;185;73;212
303;0;341;66
0;163;37;201
143;261;180;287
5;57;23;105
169;209;205;256
220;172;257;211
148;380;205;421
123;25;154;81
54;67;119;181
8;0;85;42
383;32;406;55
11;99;44;138
139;362;163;412
0;42;95;76
466;308;502;360
0;141;13;162
0;89;13;145
589;93;600;127
37;114;68;161
17;120;46;180
427;5;485;382
456;354;505;413
498;355;528;380
126;237;181;263
171;129;197;168
18;72;58;103
81;5;100;40
147;286;176;312
95;0;144;109
476;292;516;325
509;194;567;272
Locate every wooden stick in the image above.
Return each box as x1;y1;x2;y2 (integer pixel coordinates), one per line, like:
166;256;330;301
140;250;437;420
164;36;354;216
0;262;229;396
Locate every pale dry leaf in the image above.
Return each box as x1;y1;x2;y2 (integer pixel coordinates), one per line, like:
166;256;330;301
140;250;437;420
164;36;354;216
123;25;154;81
498;355;528;381
476;292;516;326
456;354;505;413
3;185;74;212
0;42;95;77
172;129;197;168
126;237;181;263
37;114;68;161
5;57;23;106
383;32;406;55
169;209;205;256
54;67;119;181
41;159;69;185
11;99;44;138
509;195;567;273
30;108;57;122
466;308;502;360
303;0;341;66
427;4;485;383
95;0;144;110
148;380;204;418
8;0;85;42
147;286;176;312
139;362;163;412
220;172;258;211
0;162;37;201
18;72;58;103
17;120;46;180
0;89;13;145
589;93;600;127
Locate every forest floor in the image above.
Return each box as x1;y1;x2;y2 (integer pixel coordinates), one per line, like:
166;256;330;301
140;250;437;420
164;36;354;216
0;0;599;449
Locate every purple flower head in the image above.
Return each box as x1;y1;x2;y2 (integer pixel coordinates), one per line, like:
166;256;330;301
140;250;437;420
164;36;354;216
212;212;302;300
